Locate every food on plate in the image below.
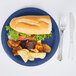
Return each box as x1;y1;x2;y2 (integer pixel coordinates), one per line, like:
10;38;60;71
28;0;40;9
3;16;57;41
35;44;43;52
6;16;52;41
18;49;46;63
7;40;21;48
26;40;37;50
20;41;26;49
8;36;14;40
18;49;29;62
42;43;51;53
12;46;22;56
29;52;46;59
37;40;42;44
30;49;39;53
18;34;34;40
6;16;52;63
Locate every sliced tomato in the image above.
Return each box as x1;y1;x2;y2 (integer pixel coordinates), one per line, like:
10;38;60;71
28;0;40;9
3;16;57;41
18;34;34;40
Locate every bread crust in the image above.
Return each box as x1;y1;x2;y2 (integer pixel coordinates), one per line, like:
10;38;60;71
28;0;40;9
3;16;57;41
10;16;52;34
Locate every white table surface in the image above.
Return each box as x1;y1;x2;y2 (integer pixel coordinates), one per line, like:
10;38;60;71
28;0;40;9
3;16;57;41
0;0;76;76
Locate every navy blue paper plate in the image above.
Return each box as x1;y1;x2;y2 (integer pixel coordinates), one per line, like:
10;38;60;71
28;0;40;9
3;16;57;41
1;7;60;66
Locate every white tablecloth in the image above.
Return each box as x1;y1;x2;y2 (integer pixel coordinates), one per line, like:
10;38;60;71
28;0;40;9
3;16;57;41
0;0;76;76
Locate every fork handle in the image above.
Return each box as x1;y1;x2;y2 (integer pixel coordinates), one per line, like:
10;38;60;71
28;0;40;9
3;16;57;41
57;31;64;61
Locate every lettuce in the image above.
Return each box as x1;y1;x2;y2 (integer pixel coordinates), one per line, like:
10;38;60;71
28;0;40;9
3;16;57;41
6;26;19;41
6;25;52;41
5;26;32;41
34;33;52;40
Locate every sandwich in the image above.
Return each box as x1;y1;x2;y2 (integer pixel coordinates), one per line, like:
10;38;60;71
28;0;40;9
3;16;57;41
6;16;52;63
6;16;52;41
